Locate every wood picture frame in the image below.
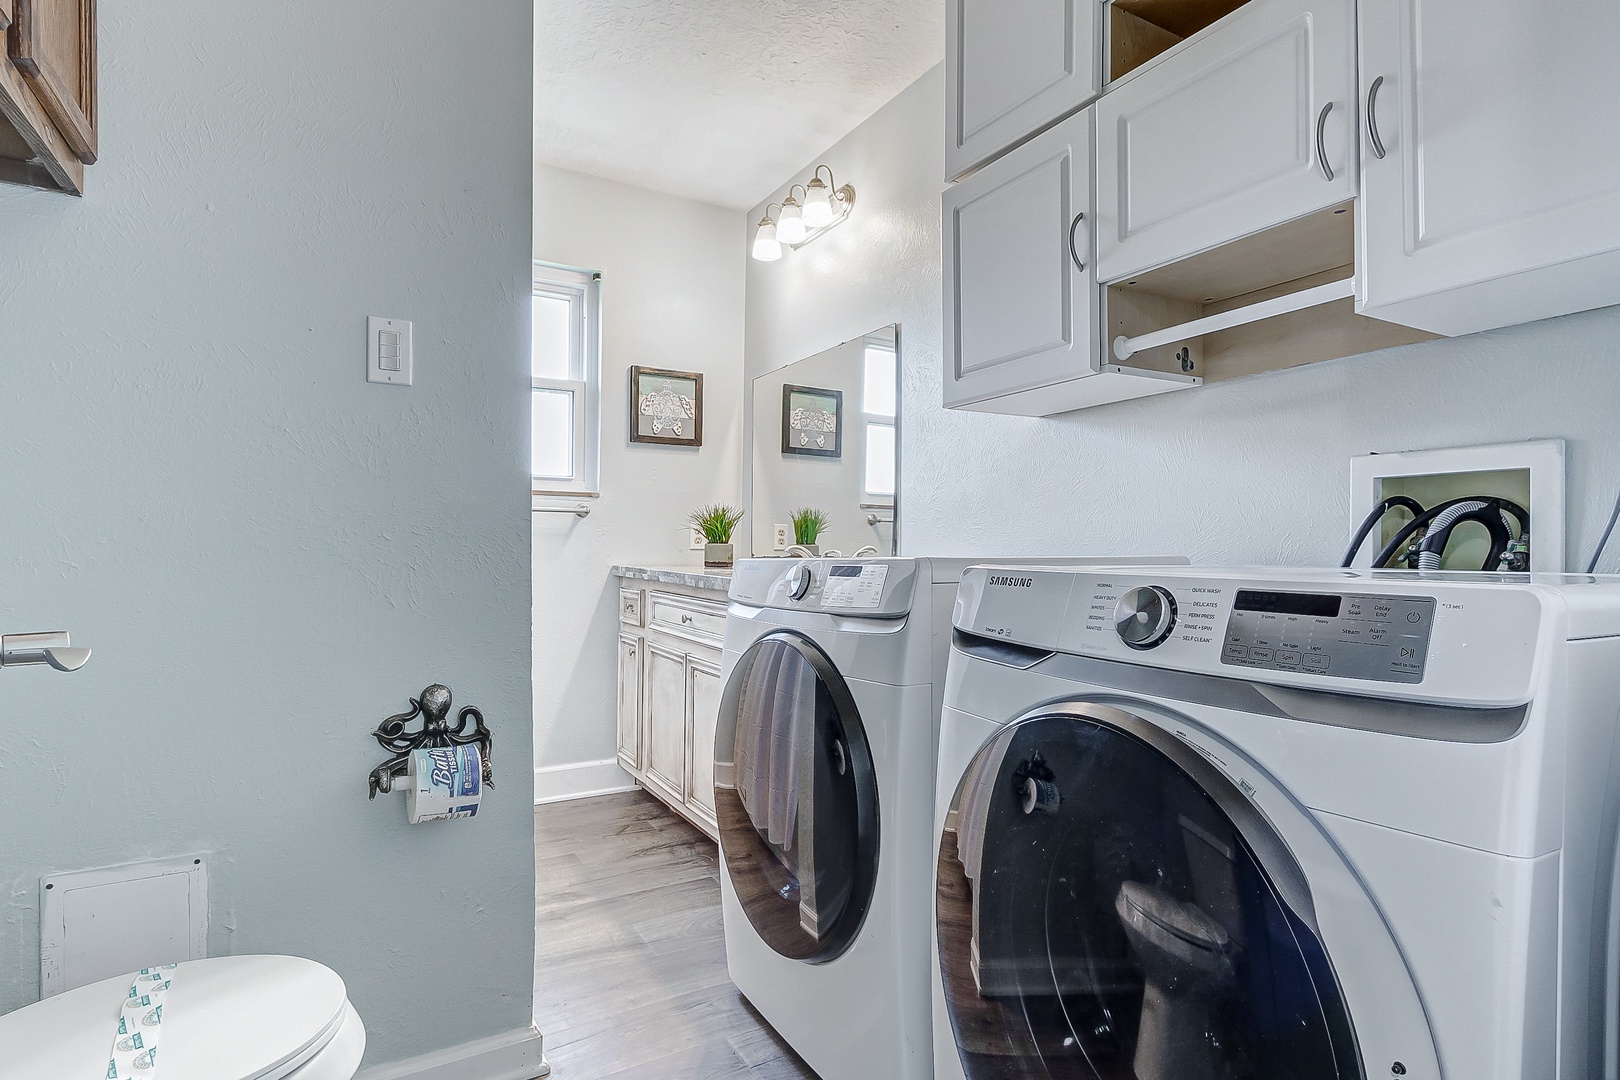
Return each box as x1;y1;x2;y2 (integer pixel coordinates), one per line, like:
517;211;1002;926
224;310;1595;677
629;366;704;447
781;384;843;458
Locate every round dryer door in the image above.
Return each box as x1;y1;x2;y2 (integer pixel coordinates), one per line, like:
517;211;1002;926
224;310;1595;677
937;705;1366;1080
715;631;879;964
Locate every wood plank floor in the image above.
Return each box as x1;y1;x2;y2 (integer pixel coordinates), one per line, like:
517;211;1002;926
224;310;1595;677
534;789;821;1080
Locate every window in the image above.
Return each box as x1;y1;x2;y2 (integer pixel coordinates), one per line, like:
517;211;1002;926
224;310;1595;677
532;263;600;494
862;337;897;499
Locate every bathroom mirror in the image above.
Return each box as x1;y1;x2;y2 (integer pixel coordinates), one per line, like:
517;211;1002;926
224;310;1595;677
751;325;898;557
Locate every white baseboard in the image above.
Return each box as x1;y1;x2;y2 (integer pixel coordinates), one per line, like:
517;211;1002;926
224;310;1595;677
533;757;637;805
356;1025;548;1080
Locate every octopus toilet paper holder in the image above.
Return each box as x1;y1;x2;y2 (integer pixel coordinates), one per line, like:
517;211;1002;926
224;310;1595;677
367;684;494;800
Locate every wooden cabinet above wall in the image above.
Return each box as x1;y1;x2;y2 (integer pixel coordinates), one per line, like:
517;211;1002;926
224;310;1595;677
0;0;96;194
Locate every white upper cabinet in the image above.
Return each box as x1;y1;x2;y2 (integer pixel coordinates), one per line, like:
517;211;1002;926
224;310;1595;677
944;110;1098;410
944;107;1195;415
945;0;1100;181
1356;0;1620;337
1095;0;1358;284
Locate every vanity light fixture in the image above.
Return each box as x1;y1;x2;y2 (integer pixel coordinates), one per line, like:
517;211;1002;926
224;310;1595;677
751;165;855;261
777;193;807;245
752;215;782;261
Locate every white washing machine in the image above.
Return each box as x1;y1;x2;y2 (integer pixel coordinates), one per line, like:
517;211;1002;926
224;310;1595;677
933;564;1620;1080
717;556;1178;1080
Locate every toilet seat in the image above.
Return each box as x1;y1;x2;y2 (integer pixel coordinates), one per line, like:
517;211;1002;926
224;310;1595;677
0;955;365;1079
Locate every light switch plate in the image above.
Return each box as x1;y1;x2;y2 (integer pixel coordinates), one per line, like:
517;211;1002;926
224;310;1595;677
368;316;413;386
773;524;789;551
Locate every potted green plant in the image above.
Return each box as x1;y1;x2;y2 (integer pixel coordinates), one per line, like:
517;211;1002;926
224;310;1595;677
689;504;744;568
790;507;830;556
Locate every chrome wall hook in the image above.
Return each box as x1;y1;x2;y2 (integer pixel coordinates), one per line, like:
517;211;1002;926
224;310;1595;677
1;631;90;671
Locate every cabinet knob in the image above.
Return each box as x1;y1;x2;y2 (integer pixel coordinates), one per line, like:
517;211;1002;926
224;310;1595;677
680;614;694;625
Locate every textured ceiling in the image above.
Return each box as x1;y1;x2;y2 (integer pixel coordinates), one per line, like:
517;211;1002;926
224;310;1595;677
534;0;945;209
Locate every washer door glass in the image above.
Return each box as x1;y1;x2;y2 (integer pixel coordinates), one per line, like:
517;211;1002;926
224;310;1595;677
938;710;1361;1080
715;632;879;963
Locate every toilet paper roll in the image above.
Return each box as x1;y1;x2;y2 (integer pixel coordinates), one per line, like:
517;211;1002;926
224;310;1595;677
405;744;483;823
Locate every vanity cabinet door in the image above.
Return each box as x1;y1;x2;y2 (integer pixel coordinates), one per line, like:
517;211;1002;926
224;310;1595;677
684;655;722;833
1094;0;1358;285
615;633;642;773
945;0;1100;180
641;641;689;806
943;108;1099;412
1356;0;1620;336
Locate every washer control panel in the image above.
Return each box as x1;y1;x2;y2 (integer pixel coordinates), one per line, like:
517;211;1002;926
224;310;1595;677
956;565;1548;705
1220;590;1436;684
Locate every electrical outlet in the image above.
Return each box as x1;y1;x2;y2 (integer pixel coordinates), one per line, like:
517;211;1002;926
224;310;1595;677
689;526;706;550
773;524;789;551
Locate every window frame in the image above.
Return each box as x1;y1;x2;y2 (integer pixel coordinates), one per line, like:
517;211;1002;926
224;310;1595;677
860;335;897;502
531;262;601;496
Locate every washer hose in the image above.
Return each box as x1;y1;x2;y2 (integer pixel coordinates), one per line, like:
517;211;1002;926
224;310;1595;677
1341;495;1426;567
1372;496;1528;570
1415;502;1513;571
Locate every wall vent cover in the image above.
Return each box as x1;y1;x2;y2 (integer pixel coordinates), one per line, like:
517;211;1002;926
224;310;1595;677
40;856;208;997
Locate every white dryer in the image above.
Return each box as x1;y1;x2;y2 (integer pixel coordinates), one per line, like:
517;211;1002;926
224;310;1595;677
933;565;1620;1080
717;556;1177;1080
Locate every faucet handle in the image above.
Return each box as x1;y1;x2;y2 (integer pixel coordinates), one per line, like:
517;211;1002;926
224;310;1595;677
1;632;91;671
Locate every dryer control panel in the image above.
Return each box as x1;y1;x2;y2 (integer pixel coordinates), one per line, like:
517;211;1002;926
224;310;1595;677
1220;589;1436;684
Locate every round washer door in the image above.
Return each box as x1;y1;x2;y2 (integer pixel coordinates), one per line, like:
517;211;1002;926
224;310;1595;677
715;631;880;963
937;702;1435;1080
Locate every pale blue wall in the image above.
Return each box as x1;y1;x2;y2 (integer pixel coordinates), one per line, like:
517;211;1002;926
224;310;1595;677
0;3;535;1068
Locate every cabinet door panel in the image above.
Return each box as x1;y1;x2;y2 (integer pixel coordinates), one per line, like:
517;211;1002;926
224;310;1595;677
684;656;722;829
642;642;687;805
1096;0;1357;283
944;108;1098;408
1357;0;1620;335
946;0;1099;180
616;634;642;773
8;0;95;164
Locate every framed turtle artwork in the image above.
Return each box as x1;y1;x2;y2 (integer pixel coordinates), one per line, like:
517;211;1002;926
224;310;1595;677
629;366;704;447
781;384;842;458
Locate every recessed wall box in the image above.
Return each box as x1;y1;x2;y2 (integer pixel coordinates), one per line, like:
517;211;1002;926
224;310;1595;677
1349;440;1566;573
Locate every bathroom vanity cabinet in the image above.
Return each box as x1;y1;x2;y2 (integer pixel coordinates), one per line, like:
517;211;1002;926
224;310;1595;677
612;567;729;841
0;0;97;194
944;0;1620;414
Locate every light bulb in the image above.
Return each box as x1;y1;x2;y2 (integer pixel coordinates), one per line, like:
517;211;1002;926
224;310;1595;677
752;216;782;261
777;196;807;245
802;176;835;228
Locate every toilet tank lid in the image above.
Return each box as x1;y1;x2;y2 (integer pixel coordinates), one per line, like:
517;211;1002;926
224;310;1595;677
0;954;351;1080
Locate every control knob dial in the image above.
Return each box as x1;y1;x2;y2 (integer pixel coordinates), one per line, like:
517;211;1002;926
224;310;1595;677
784;562;813;601
1114;586;1177;649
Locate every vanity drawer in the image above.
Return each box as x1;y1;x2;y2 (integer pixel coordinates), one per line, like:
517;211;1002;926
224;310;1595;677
619;588;643;627
647;591;726;646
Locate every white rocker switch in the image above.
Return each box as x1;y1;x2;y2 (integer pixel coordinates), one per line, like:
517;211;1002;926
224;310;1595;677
368;316;413;386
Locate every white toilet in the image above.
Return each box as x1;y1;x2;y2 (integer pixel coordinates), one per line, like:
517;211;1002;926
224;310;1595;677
0;954;366;1078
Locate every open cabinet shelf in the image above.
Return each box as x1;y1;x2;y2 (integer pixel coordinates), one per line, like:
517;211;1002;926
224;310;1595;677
1104;204;1437;383
1110;0;1251;81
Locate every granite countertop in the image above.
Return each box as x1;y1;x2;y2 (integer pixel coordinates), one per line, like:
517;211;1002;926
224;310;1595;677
611;564;734;592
